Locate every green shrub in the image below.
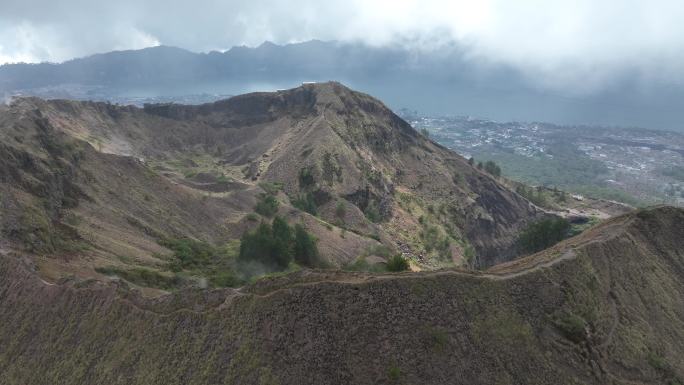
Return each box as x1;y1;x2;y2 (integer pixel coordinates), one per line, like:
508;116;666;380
96;267;183;290
162;238;216;270
255;193;279;217
343;257;370;272
386;255;410;272
258;181;283;195
426;327;448;352
292;192;318;216
298;167;315;187
387;366;401;382
518;217;571;253
484;160;502;177
463;244;476;264
209;270;242;287
554;312;586;343
647;352;669;371
63;213;82;226
568;216;600;237
161;238;242;287
335;201;347;220
321;152;343;186
421;225;440;252
364;201;382;223
437;238;451;259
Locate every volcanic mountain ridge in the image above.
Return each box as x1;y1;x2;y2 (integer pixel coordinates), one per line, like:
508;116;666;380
0;82;542;288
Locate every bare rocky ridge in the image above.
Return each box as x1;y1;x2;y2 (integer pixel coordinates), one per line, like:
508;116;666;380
0;82;542;280
0;206;682;384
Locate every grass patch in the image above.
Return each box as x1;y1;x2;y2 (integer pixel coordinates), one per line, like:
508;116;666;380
420;224;451;259
365;244;394;258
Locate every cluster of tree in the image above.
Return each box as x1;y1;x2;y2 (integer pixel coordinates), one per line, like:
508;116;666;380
470;158;502;177
239;216;322;272
255;193;279;217
482;160;502;177
518;217;571;253
516;185;551;208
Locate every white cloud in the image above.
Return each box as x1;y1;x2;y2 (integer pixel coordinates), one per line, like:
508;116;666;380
0;0;683;91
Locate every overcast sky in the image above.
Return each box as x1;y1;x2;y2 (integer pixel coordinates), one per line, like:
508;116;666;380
1;0;683;92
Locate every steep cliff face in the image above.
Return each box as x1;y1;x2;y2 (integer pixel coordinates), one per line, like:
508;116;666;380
0;206;682;385
1;82;542;275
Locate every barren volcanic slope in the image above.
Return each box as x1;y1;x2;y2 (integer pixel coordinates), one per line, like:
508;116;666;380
0;83;682;384
0;82;541;286
0;206;682;384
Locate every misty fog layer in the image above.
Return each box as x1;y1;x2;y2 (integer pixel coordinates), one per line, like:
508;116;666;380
2;41;683;131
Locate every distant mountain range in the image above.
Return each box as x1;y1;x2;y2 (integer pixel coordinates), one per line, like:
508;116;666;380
2;40;683;132
2;75;684;385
